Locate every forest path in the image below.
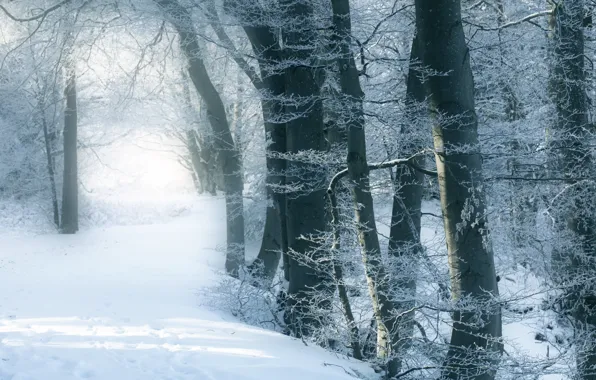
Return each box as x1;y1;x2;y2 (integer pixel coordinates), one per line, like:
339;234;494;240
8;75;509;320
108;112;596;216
0;196;372;380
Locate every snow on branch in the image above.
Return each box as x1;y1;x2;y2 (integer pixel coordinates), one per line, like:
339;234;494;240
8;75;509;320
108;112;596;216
327;151;436;194
0;0;72;22
467;10;552;31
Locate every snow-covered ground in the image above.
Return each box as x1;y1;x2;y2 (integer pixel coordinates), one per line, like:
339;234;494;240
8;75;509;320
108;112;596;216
0;196;375;380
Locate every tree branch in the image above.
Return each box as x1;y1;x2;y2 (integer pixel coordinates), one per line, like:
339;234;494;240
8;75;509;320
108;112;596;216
202;1;263;90
327;151;436;193
467;10;552;31
0;0;72;22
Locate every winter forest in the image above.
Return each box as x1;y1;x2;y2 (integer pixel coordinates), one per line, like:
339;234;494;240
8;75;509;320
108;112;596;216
0;0;594;379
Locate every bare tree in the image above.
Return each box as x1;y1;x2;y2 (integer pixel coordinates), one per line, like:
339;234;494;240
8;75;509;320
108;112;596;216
548;1;596;378
157;0;246;276
61;12;78;234
331;0;404;375
414;0;502;379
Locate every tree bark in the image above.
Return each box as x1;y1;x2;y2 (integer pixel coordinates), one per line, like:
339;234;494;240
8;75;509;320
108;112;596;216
281;0;331;337
158;0;245;276
214;1;289;284
548;2;596;379
60;53;78;234
331;0;403;376
387;34;425;363
414;1;502;379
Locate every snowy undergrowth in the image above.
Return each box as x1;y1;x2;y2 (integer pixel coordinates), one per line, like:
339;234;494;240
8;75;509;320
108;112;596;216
0;196;375;380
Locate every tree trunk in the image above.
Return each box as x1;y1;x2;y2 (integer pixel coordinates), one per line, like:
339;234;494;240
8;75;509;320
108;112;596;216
60;58;78;234
229;18;289;285
181;74;218;196
387;34;425;363
42;107;60;229
158;0;245;276
281;0;331;337
548;2;596;379
331;0;402;376
414;1;502;379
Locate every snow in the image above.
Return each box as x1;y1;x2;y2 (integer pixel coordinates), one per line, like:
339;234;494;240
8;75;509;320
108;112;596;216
0;196;375;380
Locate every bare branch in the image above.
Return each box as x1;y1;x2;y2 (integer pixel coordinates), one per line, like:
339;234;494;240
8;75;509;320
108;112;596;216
0;0;72;22
327;151;436;194
202;1;263;90
467;10;552;31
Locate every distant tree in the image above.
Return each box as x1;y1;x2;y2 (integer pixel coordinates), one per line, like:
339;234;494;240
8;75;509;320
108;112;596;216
61;12;79;234
156;0;246;276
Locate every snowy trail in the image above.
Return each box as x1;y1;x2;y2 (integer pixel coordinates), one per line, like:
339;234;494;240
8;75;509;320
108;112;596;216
0;197;374;380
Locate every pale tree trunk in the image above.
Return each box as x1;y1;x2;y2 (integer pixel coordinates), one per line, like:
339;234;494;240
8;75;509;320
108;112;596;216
61;23;78;235
42;106;60;229
548;2;596;378
387;34;425;363
158;0;245;276
415;1;502;379
331;0;403;376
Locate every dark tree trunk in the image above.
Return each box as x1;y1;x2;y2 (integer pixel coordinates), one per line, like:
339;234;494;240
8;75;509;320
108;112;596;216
229;18;289;285
213;1;290;284
548;2;596;379
61;63;78;235
158;0;245;276
414;1;502;379
331;0;402;376
281;0;331;337
387;34;425;364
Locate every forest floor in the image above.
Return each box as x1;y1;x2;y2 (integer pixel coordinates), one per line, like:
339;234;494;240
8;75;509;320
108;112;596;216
0;196;375;380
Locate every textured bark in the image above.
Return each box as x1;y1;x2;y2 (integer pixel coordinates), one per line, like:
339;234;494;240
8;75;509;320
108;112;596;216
281;0;331;337
387;34;425;362
60;62;78;234
548;2;596;379
158;0;245;276
236;16;289;285
414;1;502;379
331;0;401;376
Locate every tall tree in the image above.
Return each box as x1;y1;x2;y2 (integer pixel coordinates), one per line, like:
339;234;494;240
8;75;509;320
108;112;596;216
211;0;289;284
387;33;425;364
157;0;245;276
414;0;502;379
281;0;331;336
548;1;596;378
60;14;78;235
330;0;406;375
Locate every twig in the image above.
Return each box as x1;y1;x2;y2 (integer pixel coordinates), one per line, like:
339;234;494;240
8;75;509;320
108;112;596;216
467;10;552;31
0;0;72;22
